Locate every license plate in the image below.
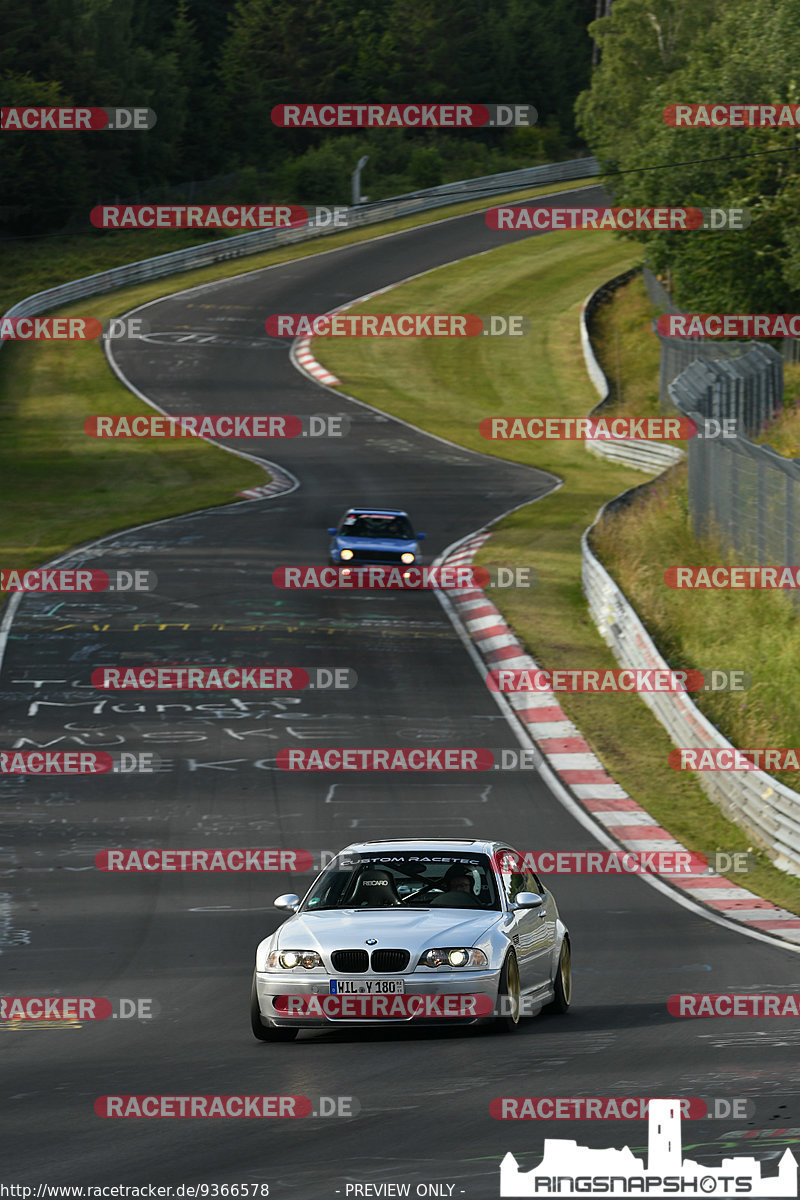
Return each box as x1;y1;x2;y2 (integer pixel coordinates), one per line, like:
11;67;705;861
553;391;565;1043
329;979;405;995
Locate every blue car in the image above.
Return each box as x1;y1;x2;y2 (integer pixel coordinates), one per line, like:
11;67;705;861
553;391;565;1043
328;508;426;568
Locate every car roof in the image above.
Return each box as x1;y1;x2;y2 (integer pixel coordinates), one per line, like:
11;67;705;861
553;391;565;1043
338;839;508;856
343;507;409;517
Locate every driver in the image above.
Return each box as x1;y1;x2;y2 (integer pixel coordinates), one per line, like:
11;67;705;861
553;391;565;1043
429;864;481;907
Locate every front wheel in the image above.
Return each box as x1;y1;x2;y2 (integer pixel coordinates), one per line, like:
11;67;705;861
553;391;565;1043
250;972;298;1042
494;952;522;1033
543;937;571;1015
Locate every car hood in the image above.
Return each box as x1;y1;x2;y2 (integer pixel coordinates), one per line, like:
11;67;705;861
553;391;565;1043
335;536;418;551
278;908;498;950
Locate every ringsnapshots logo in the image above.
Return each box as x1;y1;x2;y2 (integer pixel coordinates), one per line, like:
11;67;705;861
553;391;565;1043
499;1098;797;1197
271;103;536;128
1;107;156;130
486;206;750;232
266;314;529;337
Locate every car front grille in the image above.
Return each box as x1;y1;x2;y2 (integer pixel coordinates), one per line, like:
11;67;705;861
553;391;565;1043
371;949;409;972
331;949;369;973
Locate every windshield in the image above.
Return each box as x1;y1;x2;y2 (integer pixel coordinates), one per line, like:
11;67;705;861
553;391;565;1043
302;852;501;911
340;514;414;540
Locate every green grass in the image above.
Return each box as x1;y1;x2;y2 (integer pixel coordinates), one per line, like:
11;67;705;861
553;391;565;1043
0;175;598;578
314;241;800;914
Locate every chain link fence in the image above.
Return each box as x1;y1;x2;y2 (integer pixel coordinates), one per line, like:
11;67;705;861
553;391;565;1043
684;411;800;566
668;345;783;438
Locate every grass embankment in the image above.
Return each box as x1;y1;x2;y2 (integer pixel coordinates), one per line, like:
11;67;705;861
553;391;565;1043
592;277;800;797
0;176;598;577
315;242;800;913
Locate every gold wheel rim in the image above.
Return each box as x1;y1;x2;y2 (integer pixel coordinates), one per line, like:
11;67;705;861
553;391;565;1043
560;941;572;1005
507;955;521;1023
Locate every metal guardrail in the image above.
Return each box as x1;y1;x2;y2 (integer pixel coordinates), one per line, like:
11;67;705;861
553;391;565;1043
580;269;684;474
0;156;599;336
582;519;800;875
580;274;800;877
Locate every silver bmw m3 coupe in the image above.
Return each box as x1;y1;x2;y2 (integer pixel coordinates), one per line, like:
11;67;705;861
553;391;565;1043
250;839;571;1040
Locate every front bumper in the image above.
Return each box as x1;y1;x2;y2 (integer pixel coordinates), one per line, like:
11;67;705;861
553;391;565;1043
255;968;502;1027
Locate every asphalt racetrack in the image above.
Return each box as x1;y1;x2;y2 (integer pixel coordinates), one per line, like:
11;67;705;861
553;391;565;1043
1;186;797;1196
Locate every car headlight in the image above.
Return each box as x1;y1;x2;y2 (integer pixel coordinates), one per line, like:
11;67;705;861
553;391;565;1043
268;950;323;970
340;549;354;561
400;552;415;564
419;948;488;968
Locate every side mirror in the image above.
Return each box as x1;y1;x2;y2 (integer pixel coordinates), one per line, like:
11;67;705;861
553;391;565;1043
513;892;543;910
274;893;300;912
327;527;337;536
417;532;427;540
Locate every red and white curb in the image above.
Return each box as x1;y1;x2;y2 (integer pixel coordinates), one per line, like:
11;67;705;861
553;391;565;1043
294;337;340;386
236;461;297;500
441;536;800;945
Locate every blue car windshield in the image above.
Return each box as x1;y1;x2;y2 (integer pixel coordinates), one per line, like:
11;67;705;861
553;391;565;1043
340;514;414;539
303;852;501;910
